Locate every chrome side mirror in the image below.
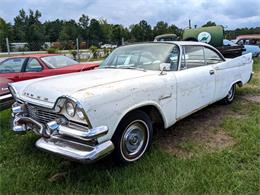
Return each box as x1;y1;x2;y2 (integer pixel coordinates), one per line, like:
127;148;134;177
159;63;171;75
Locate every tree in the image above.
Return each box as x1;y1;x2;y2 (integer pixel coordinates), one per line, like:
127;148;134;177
0;17;13;52
202;21;217;27
79;14;90;42
58;20;80;49
44;19;64;42
153;21;169;37
130;20;152;42
13;9;45;50
111;24;128;45
99;19;112;44
168;24;183;38
88;19;102;46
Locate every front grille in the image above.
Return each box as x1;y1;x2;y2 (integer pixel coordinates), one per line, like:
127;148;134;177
27;104;61;125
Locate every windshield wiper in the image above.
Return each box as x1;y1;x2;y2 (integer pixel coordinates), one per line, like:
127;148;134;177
102;66;118;69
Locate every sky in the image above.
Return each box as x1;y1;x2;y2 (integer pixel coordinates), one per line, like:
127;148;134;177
0;0;259;29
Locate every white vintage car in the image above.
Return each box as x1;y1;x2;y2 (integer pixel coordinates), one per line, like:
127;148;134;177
9;42;253;164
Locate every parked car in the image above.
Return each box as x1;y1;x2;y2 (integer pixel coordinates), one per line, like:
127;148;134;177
101;44;117;49
235;34;260;46
9;42;253;164
233;34;260;57
0;77;13;110
0;54;99;110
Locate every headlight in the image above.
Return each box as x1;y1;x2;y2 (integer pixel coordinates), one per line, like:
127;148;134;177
66;101;75;117
76;109;85;120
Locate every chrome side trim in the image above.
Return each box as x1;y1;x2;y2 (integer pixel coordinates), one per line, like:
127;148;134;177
0;93;12;101
36;137;114;163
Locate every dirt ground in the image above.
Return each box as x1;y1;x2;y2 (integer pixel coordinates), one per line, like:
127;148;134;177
241;94;260;104
154;96;255;158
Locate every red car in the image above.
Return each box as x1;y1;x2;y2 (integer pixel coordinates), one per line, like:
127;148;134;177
0;54;99;110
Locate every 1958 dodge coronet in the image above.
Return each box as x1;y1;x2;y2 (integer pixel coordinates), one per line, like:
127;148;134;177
9;42;253;164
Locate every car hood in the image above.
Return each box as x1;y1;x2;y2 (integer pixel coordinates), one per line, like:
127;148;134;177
57;62;99;71
15;68;158;107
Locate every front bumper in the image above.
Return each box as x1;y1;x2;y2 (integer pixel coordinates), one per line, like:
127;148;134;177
12;104;114;163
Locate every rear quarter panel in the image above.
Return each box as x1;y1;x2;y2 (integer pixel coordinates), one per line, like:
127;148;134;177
213;53;253;100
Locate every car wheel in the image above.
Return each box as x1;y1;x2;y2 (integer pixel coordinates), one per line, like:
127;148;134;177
112;110;153;164
222;84;236;104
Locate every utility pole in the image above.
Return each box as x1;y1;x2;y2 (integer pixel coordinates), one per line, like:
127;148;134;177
76;38;80;61
5;38;10;56
189;19;191;29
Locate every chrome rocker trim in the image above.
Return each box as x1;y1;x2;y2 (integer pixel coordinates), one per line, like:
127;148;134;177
11;104;114;163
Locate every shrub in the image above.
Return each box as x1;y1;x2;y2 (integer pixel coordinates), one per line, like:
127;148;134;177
47;47;59;54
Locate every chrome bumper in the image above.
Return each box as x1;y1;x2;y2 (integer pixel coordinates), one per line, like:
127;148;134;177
11;104;114;163
36;136;114;162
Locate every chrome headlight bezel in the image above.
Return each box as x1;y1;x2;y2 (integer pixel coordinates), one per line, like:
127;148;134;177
55;96;90;127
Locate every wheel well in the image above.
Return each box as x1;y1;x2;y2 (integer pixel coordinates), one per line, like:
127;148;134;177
236;81;243;87
127;105;165;130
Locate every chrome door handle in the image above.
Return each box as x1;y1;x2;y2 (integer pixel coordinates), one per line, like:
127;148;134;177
209;70;215;75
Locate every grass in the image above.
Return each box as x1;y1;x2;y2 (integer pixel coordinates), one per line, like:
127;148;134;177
0;59;259;194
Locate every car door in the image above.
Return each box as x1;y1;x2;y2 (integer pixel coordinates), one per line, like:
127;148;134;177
203;47;226;101
175;45;216;119
0;57;27;82
21;58;46;80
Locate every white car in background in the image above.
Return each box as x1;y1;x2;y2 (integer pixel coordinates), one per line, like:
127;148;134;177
101;44;117;49
10;42;253;164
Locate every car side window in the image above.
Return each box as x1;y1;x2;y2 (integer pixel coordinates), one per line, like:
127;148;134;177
25;58;43;72
204;47;224;65
182;46;205;69
0;58;25;73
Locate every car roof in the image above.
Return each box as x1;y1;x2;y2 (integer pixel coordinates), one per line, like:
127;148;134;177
236;34;260;40
14;53;60;58
157;41;211;46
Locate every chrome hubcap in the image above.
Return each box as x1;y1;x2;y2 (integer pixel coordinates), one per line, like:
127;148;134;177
121;120;148;159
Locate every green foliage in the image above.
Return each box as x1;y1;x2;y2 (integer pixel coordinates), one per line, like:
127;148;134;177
130;20;152;42
47;47;58;54
153;21;169;36
89;45;98;58
70;50;77;59
0;17;13;52
225;27;260;39
202;21;217;27
13;9;45;51
1;9;259;51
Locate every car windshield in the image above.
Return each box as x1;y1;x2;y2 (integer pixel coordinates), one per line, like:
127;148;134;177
100;43;179;71
41;55;78;68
